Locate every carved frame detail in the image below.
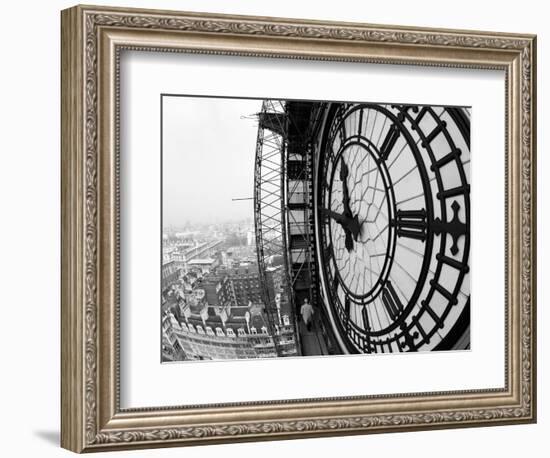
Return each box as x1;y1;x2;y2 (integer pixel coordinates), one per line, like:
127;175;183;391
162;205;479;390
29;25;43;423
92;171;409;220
61;5;536;453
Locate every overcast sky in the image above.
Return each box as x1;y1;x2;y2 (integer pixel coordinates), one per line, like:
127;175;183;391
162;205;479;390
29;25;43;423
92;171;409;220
162;96;262;227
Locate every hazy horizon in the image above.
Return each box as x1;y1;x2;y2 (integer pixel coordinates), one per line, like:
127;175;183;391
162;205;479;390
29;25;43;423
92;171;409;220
162;96;262;227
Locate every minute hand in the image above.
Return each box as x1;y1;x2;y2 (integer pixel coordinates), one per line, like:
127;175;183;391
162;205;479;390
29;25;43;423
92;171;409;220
340;158;353;217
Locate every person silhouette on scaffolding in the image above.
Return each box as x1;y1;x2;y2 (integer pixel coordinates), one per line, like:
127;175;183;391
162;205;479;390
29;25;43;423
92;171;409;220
300;298;314;332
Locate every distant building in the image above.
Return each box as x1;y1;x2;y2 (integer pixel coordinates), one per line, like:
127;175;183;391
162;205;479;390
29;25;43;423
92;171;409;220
162;260;181;294
162;261;298;361
187;258;219;274
246;230;255;246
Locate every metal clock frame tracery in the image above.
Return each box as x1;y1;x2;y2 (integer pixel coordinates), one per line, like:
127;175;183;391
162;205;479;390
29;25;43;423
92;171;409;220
315;102;471;355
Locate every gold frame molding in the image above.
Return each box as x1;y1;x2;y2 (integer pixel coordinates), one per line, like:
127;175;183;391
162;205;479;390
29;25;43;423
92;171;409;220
61;4;537;453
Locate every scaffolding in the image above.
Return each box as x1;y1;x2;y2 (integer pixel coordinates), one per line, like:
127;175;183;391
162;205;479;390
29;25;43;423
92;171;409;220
254;100;326;357
254;100;290;356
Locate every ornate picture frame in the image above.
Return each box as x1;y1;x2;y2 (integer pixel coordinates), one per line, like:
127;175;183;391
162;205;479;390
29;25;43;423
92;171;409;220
61;4;536;453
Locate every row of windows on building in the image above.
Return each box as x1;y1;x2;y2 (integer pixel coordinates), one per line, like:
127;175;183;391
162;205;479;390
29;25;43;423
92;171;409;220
179;321;270;338
162;322;298;362
181;343;277;360
177;332;275;349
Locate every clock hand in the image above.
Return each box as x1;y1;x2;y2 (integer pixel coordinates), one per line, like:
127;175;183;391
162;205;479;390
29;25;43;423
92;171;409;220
340;157;353;218
346;213;362;242
321;208;348;226
320;208;362;249
319;207;354;251
344;229;354;252
339;158;365;241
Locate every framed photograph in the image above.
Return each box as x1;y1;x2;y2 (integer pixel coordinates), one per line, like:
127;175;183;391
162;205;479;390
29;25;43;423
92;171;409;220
61;4;537;453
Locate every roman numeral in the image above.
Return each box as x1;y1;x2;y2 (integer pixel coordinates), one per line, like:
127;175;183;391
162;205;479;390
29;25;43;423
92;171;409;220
361;306;371;331
344;296;351;319
380;124;400;160
381;281;403;321
392;208;427;242
357;108;364;137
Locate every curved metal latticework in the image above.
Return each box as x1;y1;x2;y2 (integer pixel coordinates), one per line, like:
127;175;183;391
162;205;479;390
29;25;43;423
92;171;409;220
254;100;292;356
254;100;286;275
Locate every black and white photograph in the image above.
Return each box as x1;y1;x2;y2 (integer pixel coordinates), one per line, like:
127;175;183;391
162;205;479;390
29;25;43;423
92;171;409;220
2;0;540;454
161;96;471;362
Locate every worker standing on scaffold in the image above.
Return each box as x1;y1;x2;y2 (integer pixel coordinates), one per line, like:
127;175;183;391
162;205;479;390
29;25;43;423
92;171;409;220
300;298;314;332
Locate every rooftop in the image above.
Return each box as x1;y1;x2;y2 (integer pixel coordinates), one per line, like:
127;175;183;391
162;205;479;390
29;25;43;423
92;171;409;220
188;258;216;265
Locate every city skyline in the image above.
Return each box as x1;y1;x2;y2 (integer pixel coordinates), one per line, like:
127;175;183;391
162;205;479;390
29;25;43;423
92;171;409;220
163;216;254;231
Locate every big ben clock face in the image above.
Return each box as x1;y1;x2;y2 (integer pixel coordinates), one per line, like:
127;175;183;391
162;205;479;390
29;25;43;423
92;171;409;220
315;102;471;354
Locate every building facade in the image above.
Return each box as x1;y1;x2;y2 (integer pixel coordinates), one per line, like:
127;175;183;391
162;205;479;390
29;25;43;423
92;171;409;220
161;259;298;361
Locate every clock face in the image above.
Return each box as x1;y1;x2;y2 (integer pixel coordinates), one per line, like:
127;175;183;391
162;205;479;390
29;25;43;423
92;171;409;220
315;103;471;354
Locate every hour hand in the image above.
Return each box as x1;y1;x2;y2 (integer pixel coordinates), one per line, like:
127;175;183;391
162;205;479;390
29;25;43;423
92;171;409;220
320;208;348;226
321;207;362;240
320;208;361;252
